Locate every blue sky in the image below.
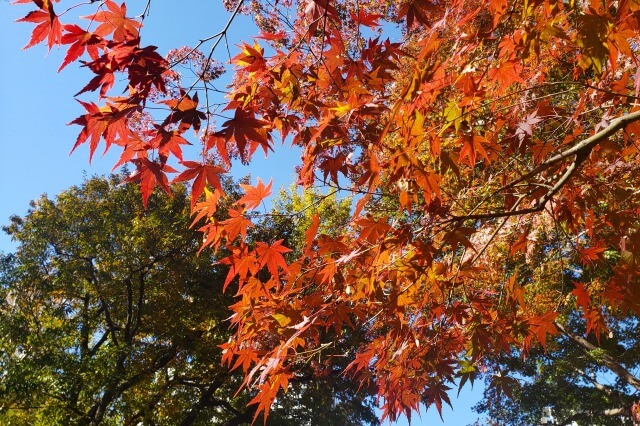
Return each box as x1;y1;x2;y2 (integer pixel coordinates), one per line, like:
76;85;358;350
0;1;485;423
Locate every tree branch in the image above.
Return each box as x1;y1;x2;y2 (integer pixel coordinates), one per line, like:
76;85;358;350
572;366;614;395
505;109;640;191
555;321;640;391
449;109;640;222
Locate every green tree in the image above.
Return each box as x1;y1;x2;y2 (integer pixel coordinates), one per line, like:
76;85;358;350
0;174;377;426
256;186;352;256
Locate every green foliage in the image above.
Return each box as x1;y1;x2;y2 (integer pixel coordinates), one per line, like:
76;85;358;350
262;186;352;255
0;174;377;425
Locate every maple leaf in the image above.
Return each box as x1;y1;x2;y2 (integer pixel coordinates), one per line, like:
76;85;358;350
59;24;103;71
236;178;273;211
160;92;207;133
456;359;477;396
204;133;232;166
489;371;519;400
148;127;190;162
424;382;452;419
458;134;492;166
220;209;254;242
190;187;222;226
318;153;353;185
350;10;383;28
69;99;138;162
126;158;176;207
17;6;62;50
248;378;280;423
231;42;267;72
356;216;391;244
197;219;225;253
397;0;437;29
173;161;226;208
527;312;559;350
509;231;529;256
256;30;288;42
254;240;292;277
302;0;339;35
82;0;141;41
214;108;271;161
578;241;606;265
304;214;320;253
126;45;169;95
515;110;543;144
488;60;525;88
219;245;258;291
575;12;610;74
572;282;591;313
225;345;260;372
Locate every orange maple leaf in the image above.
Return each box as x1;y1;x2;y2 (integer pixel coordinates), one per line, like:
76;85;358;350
254;239;292;276
82;0;141;41
59;24;103;71
236;178;273;210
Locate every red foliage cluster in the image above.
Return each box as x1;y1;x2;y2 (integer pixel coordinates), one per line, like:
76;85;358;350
16;0;640;421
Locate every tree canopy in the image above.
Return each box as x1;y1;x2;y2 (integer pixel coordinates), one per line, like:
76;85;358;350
0;174;377;425
14;0;640;422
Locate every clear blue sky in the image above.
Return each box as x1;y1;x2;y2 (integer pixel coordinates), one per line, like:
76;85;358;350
0;1;485;423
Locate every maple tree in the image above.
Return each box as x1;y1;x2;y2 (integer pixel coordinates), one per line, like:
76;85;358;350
14;0;640;421
0;174;378;425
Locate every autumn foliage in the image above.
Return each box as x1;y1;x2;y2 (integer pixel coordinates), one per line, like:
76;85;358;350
15;0;640;421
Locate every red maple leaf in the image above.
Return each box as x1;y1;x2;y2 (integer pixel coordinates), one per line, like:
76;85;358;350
219;245;258;291
231;42;267;72
148;127;190;162
126;158;176;207
69;99;138;161
17;5;62;50
527;312;558;350
302;0;339;36
59;24;103;71
215;108;271;161
126;45;169;95
397;0;437;30
191;188;222;227
423;382;452;419
174;161;227;208
350;10;383;28
459;134;492;166
572;282;591;312
160;92;207;133
221;209;254;241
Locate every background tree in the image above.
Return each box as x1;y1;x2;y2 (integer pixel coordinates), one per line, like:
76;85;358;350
0;174;378;426
474;317;640;425
14;0;640;421
469;212;640;425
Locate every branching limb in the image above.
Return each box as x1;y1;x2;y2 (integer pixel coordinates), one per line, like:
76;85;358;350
555;321;640;391
503;109;640;192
